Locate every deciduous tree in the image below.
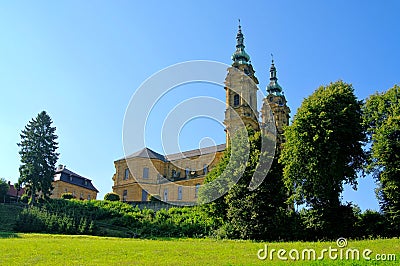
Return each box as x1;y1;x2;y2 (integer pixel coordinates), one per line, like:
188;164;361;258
280;81;366;238
363;85;400;233
200;127;288;240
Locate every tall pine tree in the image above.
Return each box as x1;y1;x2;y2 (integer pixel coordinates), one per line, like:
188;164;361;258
18;111;59;204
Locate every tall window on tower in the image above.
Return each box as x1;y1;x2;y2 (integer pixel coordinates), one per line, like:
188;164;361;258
233;94;240;107
124;168;129;180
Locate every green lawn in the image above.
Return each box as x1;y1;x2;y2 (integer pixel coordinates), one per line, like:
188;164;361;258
0;233;398;265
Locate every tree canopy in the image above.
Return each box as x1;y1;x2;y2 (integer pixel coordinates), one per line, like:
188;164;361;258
280;81;366;237
200;127;288;240
18;111;59;204
363;85;400;232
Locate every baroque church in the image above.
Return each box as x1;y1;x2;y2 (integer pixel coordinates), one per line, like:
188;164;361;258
112;24;290;204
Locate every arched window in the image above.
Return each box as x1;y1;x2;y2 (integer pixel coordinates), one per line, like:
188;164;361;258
233;94;240;106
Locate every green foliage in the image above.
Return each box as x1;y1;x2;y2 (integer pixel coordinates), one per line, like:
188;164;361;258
17;111;59;204
0;204;23;232
198;146;231;221
363;85;400;233
280;81;366;238
200;127;289;240
12;199;217;238
104;192;120;201
3;198;392;240
225;129;289;240
61;192;75;200
354;209;388;238
16;206;92;235
20;194;28;204
0;178;10;201
300;203;358;240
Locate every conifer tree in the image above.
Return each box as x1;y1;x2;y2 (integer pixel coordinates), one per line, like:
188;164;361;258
18;111;59;204
0;178;10;203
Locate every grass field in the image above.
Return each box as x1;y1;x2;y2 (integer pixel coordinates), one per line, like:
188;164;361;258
0;233;398;265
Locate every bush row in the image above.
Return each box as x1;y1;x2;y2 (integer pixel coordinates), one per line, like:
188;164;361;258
14;199;218;238
13;199;392;240
16;206;94;235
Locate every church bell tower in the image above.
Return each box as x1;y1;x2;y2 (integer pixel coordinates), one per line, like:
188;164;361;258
224;22;260;144
261;58;290;149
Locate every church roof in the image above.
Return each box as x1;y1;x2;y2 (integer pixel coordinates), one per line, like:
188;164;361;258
166;144;226;161
126;147;166;161
121;144;226;162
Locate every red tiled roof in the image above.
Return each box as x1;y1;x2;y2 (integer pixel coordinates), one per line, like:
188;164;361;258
7;184;25;197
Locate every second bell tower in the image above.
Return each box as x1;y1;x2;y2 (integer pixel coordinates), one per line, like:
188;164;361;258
261;58;290;149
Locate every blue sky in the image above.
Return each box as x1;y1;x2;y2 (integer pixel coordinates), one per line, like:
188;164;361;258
1;1;399;209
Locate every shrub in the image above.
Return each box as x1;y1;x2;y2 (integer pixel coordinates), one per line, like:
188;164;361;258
0;178;10;200
104;192;120;201
12;198;218;238
355;210;388;238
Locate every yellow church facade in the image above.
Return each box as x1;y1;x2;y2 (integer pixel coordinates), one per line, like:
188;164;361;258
112;145;225;203
112;22;290;205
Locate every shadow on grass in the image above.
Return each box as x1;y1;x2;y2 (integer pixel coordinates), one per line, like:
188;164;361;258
0;231;20;238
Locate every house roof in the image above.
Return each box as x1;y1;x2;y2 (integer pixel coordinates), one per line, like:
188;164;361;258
6;184;25;197
54;166;99;193
120;144;226;162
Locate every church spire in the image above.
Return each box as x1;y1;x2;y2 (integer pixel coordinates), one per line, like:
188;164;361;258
231;19;250;64
266;55;283;96
270;54;277;81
